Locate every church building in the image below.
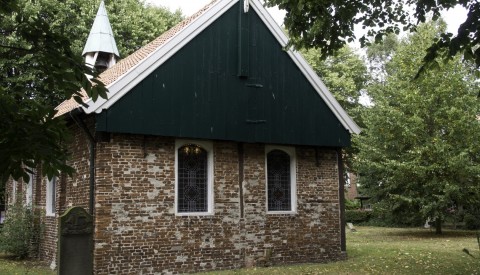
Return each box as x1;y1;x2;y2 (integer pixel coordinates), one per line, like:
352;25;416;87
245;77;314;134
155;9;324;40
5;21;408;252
5;0;359;273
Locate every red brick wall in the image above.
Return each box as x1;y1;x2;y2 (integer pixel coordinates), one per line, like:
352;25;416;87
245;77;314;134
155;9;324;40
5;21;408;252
4;127;345;273
38;119;93;265
91;134;345;274
63;119;92;212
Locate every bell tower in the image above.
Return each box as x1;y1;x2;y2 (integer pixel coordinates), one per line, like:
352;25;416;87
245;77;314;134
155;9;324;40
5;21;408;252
82;1;119;73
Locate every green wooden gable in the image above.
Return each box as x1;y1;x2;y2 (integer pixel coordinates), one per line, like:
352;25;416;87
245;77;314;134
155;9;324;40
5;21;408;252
96;2;353;147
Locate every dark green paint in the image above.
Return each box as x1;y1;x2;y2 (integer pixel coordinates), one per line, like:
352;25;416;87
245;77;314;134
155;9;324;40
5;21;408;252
238;0;249;77
96;2;351;147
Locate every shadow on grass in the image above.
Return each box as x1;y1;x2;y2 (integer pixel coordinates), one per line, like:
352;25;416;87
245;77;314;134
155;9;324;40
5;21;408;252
383;229;478;239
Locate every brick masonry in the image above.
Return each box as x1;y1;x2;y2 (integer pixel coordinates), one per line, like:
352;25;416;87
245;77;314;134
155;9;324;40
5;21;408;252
91;133;345;274
5;123;346;273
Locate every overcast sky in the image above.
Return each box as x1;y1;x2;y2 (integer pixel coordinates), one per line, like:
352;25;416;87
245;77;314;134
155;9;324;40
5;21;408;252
146;0;467;40
145;0;284;26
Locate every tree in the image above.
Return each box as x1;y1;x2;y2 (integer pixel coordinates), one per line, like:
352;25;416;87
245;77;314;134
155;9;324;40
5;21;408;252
365;34;399;83
0;0;181;187
302;46;369;126
265;0;480;67
60;0;182;57
1;0;106;185
355;21;480;234
302;46;369;172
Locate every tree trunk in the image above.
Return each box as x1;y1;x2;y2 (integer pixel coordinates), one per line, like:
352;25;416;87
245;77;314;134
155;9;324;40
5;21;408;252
435;217;442;234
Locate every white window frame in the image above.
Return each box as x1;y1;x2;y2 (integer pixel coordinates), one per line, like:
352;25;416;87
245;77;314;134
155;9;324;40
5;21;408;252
45;177;56;216
25;172;33;206
175;139;214;216
265;145;297;214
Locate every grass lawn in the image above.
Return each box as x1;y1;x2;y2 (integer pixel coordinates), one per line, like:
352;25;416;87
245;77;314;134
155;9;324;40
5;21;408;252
202;226;480;275
0;253;54;275
1;227;479;274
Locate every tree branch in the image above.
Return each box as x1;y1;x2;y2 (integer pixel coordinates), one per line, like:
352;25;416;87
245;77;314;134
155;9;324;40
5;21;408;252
0;44;32;52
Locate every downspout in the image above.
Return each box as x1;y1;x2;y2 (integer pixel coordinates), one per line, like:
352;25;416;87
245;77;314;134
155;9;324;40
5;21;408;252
336;148;346;253
69;108;96;216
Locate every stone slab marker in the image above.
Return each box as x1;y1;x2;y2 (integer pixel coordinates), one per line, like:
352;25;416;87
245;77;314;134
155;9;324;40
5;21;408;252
58;207;93;275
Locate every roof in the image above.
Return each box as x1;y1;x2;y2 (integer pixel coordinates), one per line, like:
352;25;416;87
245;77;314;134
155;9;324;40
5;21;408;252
56;0;360;135
82;0;120;57
56;0;219;117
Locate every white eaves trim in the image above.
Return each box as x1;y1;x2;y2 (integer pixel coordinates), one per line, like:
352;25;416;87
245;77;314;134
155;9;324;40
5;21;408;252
83;0;360;135
250;0;360;134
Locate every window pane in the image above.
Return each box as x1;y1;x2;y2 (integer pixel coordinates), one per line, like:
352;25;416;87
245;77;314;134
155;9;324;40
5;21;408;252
267;150;291;211
178;144;208;212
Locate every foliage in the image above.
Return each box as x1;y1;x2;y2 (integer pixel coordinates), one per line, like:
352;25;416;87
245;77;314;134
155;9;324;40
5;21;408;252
0;0;103;184
265;0;480;68
345;198;360;210
366;201;424;228
302;45;369;126
62;0;182;57
302;45;369;171
355;21;480;234
0;202;40;259
0;0;181;186
345;210;371;224
366;34;399;83
464;213;480;230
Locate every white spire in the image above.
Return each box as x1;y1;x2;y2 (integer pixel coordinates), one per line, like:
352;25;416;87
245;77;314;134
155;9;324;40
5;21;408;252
82;1;119;72
82;1;119;56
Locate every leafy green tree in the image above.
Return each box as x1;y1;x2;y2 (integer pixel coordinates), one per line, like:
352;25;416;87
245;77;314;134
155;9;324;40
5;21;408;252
302;46;369;172
355;21;480;234
302;46;369;126
265;0;480;67
0;0;181;187
365;34;399;83
61;0;182;57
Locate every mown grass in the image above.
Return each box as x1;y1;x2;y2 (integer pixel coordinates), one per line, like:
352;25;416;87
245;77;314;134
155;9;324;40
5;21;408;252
0;254;54;275
202;226;480;275
1;227;479;274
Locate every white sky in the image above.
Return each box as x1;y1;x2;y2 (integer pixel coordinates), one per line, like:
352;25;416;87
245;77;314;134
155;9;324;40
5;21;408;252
146;0;467;42
145;0;286;24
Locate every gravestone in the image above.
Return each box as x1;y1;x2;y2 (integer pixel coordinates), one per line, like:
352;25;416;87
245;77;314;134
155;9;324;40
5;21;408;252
58;207;93;275
347;222;357;232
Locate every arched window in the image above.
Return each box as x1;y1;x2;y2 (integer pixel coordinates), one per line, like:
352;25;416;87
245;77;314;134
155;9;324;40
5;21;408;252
266;146;296;213
175;140;213;215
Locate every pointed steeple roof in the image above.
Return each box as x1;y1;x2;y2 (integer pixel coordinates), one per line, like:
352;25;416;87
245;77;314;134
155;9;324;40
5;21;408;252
82;1;120;57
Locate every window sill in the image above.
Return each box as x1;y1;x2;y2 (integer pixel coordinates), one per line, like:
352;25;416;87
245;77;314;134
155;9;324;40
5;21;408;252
266;211;297;215
175;212;214;216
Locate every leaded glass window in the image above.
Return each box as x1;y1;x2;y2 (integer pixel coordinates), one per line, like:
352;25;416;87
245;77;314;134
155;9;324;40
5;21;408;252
177;144;208;213
267;149;291;211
